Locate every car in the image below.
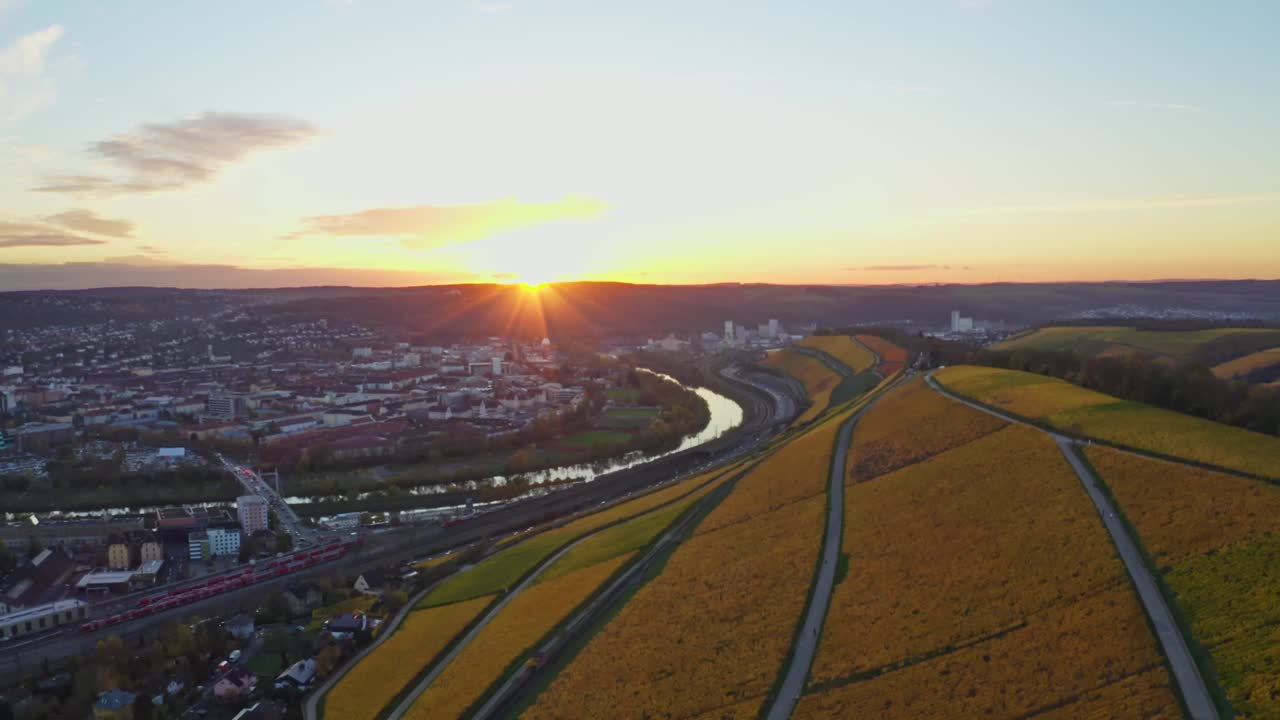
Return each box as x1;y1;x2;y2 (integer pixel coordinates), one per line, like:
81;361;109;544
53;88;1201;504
229;649;242;662
216;661;229;673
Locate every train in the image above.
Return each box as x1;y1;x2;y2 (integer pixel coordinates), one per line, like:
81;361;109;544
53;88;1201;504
79;538;361;633
1;600;90;641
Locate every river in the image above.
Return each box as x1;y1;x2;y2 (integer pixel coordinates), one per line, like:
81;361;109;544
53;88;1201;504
18;370;743;522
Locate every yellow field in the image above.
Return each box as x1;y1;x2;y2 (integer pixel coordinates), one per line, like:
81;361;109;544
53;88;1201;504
525;404;852;719
1085;446;1280;717
804;423;1177;717
763;348;841;423
796;335;876;374
992;325;1280;359
937;365;1280;479
404;554;632;720
1213;347;1280;379
847;378;1006;481
420;463;734;607
1085;446;1280;564
322;595;493;720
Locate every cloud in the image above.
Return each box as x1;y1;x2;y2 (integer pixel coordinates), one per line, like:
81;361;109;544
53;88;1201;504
33;111;319;194
292;195;610;248
0;24;64;122
41;208;134;237
1108;100;1203;113
0;233;106;248
0;260;471;291
850;264;973;271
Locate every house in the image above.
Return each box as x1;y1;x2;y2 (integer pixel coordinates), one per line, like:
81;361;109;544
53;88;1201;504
275;658;317;688
93;688;136;720
326;613;367;635
282;582;323;616
224;614;255;640
0;547;75;613
213;668;256;699
352;569;386;596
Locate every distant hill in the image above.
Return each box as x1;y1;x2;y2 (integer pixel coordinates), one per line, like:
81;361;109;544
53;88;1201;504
5;280;1280;337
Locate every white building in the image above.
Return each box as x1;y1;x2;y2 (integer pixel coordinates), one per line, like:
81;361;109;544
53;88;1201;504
189;527;240;560
768;318;779;338
237;495;269;535
950;310;975;332
723;320;734;344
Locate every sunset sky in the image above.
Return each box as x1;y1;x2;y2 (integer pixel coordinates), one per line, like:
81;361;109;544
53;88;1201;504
0;1;1277;290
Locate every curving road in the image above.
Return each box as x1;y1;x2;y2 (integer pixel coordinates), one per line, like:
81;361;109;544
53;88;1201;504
924;372;1220;720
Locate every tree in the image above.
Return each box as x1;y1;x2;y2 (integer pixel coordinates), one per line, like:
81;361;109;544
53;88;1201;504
0;700;14;720
239;535;260;563
133;693;156;720
382;590;408;613
0;541;15;573
275;531;293;553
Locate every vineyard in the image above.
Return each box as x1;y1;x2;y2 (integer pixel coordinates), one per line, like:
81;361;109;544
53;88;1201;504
846;377;1006;481
796;335;876;374
854;334;907;375
1086;446;1280;717
1212;346;1280;379
763;349;842;424
992;325;1280;360
802;382;1178;718
936;365;1280;479
524;403;863;719
322;595;493;720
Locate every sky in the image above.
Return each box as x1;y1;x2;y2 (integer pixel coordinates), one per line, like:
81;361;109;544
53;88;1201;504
0;0;1278;290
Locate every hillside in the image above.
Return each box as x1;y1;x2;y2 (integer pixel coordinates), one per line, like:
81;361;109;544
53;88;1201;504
993;325;1280;365
310;344;1280;719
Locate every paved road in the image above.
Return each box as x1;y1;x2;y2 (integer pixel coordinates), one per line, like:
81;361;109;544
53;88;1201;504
789;346;853;378
924;373;1220;720
220;456;325;547
764;377;900;720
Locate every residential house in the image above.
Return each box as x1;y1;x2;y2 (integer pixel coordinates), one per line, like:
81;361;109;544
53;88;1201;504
352;569;386;596
282;582;323;616
224;614;255;640
93;688;136;720
275;658;317;689
326;613;367;636
213;668;256;699
0;548;75;614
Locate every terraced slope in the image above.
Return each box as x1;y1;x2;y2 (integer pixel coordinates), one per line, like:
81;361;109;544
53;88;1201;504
854;334;907;375
936;365;1280;479
993;325;1280;361
763;348;842;424
1086;447;1280;718
801;382;1179;718
523;402;865;719
1212;347;1280;380
796;335;876;374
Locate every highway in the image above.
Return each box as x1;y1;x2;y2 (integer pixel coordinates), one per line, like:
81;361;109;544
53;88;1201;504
0;365;802;685
924;372;1220;720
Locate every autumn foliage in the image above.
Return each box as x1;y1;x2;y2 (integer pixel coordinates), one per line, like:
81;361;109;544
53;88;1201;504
763;349;842;424
796;334;876;374
855;334;908;375
1087;446;1280;718
804;411;1178;717
846;378;1006;481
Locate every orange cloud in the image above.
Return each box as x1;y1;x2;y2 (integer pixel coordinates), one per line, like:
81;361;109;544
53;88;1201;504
292;195;609;248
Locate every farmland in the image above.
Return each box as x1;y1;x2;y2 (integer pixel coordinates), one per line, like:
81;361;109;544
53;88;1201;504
855;334;907;375
936;365;1280;479
523;403;862;719
846;377;1006;481
993;325;1280;361
1086;446;1280;717
763;348;842;424
1213;346;1280;380
322;595;493;720
417;463;736;608
796;334;876;374
803;394;1178;719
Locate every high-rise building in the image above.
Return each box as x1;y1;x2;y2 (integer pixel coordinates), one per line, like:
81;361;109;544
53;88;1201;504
491;356;503;376
237;495;269;535
205;394;247;420
724;320;734;344
768;319;779;338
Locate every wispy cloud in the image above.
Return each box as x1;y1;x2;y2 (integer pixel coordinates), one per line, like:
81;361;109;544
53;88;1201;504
41;208;134;237
33;111;319;195
0;260;470;291
849;264;973;271
1108;99;1203;113
0;24;64;122
0;234;106;248
291;195;609;248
